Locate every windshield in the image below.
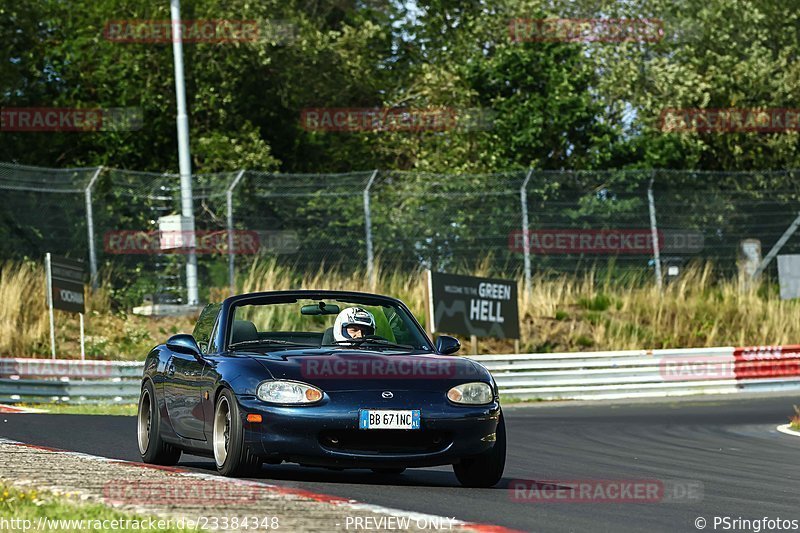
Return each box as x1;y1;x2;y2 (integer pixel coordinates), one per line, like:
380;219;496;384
228;297;432;353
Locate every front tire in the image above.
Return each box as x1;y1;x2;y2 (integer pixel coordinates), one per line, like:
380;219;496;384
453;411;506;488
213;389;262;477
138;380;181;465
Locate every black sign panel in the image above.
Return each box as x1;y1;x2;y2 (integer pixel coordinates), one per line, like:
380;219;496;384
49;255;85;314
430;272;519;339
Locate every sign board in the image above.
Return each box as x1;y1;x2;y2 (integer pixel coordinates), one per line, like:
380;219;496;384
49;255;86;314
777;255;800;300
428;272;519;339
158;214;194;250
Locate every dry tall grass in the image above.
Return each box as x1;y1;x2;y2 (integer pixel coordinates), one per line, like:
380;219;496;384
3;258;800;357
0;262;160;358
241;258;800;354
0;261;49;354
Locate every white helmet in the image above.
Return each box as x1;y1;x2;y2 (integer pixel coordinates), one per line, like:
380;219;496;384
333;307;375;342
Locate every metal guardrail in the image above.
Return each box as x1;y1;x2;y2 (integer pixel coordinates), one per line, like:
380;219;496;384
471;345;800;400
0;359;143;404
1;345;799;403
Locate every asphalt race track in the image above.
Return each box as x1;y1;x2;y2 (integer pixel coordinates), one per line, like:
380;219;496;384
2;394;798;533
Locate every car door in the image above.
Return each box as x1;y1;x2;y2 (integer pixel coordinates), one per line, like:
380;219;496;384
163;352;207;440
163;303;220;441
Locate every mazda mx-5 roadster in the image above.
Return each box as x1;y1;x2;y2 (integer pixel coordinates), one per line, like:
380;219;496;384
136;290;506;487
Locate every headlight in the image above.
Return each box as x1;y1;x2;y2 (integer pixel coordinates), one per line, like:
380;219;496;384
447;382;493;405
256;380;323;405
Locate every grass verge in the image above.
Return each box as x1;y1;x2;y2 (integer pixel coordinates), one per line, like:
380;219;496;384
791;405;800;431
0;482;191;532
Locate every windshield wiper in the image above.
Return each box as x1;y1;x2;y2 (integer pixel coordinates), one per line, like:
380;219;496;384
229;339;317;350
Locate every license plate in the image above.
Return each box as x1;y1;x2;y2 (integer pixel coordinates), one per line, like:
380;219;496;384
359;409;420;430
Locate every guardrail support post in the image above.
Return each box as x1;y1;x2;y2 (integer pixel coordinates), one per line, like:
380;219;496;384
226;170;246;296
85;166;102;289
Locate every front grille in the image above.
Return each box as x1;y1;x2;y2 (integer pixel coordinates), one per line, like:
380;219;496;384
319;429;451;454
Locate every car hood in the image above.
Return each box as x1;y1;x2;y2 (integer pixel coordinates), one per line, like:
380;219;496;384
244;348;489;391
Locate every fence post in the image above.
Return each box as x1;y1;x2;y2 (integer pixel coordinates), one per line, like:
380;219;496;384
364;170;378;288
85;166;103;289
520;169;533;295
647;175;663;290
227;170;246;296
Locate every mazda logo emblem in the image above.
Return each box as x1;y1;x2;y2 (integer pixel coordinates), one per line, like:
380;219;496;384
381;391;393;399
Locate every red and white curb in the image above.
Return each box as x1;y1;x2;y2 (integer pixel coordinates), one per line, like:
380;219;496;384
0;437;520;533
0;405;45;413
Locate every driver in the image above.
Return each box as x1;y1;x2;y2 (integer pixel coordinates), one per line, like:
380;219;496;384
333;307;376;341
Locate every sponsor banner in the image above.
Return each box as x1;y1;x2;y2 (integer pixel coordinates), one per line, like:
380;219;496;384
733;345;800;380
660;108;800;133
509;479;703;503
0;358;114;379
300;107;494;132
508;229;704;254
300;355;474;379
104;19;296;44
659;356;736;381
0;107;142;132
49;256;85;314
509;18;664;43
429;272;520;339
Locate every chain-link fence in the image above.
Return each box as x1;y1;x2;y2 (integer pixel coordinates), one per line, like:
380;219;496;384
2;162;799;304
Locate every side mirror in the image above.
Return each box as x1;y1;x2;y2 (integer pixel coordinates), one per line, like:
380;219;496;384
166;334;202;358
435;335;461;355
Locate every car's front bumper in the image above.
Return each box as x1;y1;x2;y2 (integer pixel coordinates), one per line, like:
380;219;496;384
236;389;501;468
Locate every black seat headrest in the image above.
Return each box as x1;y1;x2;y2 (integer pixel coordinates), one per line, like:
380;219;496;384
231;320;259;344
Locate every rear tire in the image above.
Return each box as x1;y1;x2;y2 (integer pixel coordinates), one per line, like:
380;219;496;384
213;389;262;477
138;380;181;465
453;411;506;488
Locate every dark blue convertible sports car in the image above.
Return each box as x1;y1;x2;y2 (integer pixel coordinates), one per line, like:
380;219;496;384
137;290;506;487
